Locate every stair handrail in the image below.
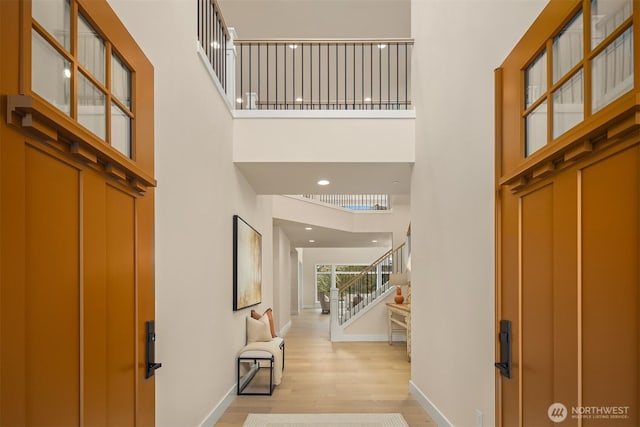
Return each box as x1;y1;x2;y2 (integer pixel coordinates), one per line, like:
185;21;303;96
338;242;405;292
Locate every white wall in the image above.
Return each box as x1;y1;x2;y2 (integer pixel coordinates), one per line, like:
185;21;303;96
233;117;415;163
290;250;300;315
409;1;546;426
300;247;388;308
106;1;276;425
272;225;292;332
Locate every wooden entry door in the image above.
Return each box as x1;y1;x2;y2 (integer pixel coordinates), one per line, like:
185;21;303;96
497;144;639;427
496;1;639;425
0;0;156;425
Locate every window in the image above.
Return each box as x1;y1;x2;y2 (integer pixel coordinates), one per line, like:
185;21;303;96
315;265;331;299
523;1;634;157
31;0;134;158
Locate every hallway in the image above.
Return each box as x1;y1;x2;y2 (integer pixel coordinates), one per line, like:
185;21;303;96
216;310;436;426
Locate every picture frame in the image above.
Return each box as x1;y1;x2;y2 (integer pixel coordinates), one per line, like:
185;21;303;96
233;215;262;311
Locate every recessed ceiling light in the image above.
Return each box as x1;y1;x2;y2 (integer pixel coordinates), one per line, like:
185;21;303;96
296;97;303;102
364;97;371;102
309;239;315;243
305;227;313;230
393;180;400;184
372;240;378;243
236;97;243;104
377;43;387;49
288;44;298;49
317;179;330;186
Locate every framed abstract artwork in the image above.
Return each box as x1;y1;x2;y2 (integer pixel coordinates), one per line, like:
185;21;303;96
233;215;262;310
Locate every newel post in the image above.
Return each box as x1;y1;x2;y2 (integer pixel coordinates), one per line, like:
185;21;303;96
330;287;340;341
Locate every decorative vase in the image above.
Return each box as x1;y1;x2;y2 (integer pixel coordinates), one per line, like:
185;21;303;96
394;285;404;304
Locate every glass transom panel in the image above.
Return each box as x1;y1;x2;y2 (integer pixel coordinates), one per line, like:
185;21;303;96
78;72;106;139
112;53;131;109
78;14;105;84
592;26;634;113
32;0;70;51
31;29;71;115
526;50;547;108
526;100;547;157
553;69;584;138
591;0;632;49
111;103;131;157
553;12;584;83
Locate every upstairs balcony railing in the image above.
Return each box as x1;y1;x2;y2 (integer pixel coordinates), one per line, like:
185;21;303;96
300;194;390;210
197;0;230;93
235;39;413;110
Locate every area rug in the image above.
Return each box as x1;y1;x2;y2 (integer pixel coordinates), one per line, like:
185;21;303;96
242;413;409;427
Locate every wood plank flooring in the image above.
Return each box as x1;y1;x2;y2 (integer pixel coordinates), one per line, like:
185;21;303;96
216;310;436;426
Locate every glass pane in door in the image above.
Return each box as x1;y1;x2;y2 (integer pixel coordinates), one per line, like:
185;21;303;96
592;27;634;113
32;0;70;50
78;72;106;139
553;69;584;138
31;29;71;115
78;14;105;84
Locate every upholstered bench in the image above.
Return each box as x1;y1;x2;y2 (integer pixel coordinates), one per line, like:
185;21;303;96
237;310;285;395
237;339;284;395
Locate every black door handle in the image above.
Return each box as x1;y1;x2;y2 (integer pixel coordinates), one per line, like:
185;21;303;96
494;320;511;379
146;320;162;379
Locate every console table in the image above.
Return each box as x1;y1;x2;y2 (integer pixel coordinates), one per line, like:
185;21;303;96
386;303;411;361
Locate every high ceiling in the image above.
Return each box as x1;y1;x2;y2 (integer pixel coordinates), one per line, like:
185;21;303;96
236;162;412;195
273;218;393;249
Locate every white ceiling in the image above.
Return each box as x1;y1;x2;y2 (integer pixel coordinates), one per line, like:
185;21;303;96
235;162;412;195
273;218;393;249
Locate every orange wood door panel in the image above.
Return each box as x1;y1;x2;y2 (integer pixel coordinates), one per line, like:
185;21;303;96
25;146;81;426
83;171;109;427
498;186;521;427
105;185;136;426
581;146;639;427
521;184;554;427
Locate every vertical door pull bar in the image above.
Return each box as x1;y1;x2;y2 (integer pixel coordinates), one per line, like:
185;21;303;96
494;319;511;379
146;320;162;379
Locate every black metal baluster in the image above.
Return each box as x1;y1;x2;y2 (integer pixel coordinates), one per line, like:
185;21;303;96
405;43;408;110
284;43;287;109
240;43;243;109
327;43;331;110
335;44;338;110
249;43;252;109
258;43;261;109
318;43;320;110
370;43;373;110
352;43;355;109
396;43;399;109
387;41;390;109
344;43;347;109
361;44;364;110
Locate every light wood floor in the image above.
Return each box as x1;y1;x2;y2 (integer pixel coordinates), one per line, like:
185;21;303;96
216;310;436;426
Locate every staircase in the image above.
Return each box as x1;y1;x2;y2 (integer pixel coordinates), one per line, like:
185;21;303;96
333;243;406;329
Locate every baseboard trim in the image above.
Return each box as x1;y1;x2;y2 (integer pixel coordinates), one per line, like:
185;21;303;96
279;319;292;337
409;380;454;427
198;384;236;427
330;333;406;342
